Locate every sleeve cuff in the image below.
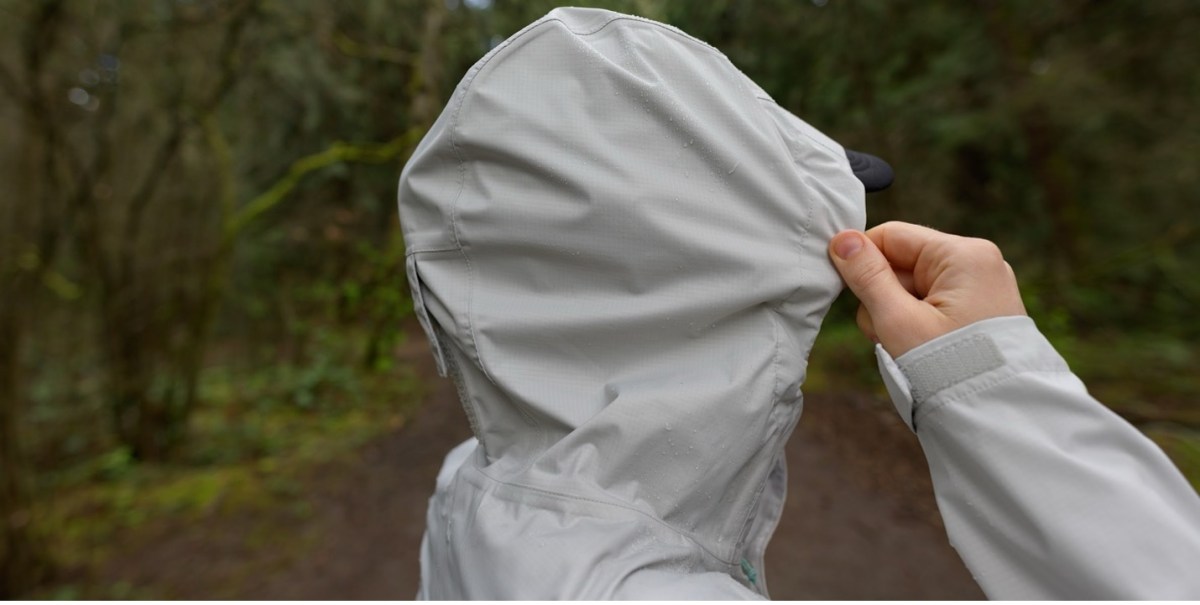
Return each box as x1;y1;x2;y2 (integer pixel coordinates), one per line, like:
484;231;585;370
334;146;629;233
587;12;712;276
875;315;1070;431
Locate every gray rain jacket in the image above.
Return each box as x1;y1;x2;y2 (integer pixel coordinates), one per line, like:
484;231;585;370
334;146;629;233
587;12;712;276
399;8;1200;599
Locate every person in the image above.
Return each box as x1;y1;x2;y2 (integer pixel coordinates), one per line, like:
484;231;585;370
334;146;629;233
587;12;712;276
827;222;1200;599
402;7;1200;599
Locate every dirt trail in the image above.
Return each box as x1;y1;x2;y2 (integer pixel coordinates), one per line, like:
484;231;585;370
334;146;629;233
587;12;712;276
96;326;983;599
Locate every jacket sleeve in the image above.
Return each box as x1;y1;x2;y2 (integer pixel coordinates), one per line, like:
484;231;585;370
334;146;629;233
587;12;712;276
874;315;1200;599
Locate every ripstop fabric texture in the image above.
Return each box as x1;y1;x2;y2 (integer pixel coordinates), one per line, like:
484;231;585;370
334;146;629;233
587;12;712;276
399;7;866;598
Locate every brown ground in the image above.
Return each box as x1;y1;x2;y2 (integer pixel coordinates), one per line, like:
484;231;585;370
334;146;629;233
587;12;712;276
88;327;984;600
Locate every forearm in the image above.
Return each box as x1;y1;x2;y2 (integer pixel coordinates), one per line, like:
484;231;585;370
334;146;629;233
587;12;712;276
877;316;1200;599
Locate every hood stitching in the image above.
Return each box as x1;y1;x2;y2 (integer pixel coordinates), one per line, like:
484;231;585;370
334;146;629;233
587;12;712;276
445;18;548;440
758;97;843;311
727;310;785;582
552;11;722;57
443;11;753;456
440;8;810;581
405;246;460;256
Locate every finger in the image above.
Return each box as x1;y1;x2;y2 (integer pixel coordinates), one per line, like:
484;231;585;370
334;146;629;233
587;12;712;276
895;269;917;297
828;230;922;321
864;221;959;272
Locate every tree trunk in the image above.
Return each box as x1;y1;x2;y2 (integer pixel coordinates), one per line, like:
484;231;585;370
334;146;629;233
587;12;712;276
101;284;174;462
0;278;51;597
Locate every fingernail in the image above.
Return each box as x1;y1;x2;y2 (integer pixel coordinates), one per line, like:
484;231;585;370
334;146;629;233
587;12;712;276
833;233;863;260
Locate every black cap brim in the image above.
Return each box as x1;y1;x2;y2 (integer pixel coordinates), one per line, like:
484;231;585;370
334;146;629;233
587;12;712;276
845;149;894;193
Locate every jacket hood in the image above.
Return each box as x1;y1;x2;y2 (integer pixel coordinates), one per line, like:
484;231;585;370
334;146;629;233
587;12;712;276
400;7;865;595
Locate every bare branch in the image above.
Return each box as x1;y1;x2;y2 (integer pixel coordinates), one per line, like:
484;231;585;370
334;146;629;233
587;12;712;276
325;30;412;65
198;0;258;114
12;0;101;285
223;129;421;240
119;0;258;284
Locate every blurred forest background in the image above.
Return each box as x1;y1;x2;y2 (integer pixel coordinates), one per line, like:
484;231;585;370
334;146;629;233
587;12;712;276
2;0;1198;598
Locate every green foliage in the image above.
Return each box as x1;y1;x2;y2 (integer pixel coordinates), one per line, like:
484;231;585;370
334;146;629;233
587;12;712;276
804;310;885;395
34;339;422;581
2;0;1198;597
1146;427;1200;492
663;1;1200;338
1047;330;1200;421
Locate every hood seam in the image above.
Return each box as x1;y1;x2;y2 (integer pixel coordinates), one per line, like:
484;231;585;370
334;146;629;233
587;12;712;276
443;9;777;453
438;7;818;583
730;310;785;562
445;15;546;442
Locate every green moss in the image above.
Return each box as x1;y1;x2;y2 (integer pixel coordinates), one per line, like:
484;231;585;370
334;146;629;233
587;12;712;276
33;348;426;594
1047;330;1200;426
32;580;152;600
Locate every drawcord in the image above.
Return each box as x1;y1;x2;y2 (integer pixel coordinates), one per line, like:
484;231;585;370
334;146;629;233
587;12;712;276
739;558;759;587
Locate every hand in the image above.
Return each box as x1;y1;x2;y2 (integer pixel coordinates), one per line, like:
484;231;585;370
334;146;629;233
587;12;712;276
828;221;1027;358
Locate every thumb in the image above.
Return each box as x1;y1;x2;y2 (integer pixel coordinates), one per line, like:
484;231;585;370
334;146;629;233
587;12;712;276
829;230;918;319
